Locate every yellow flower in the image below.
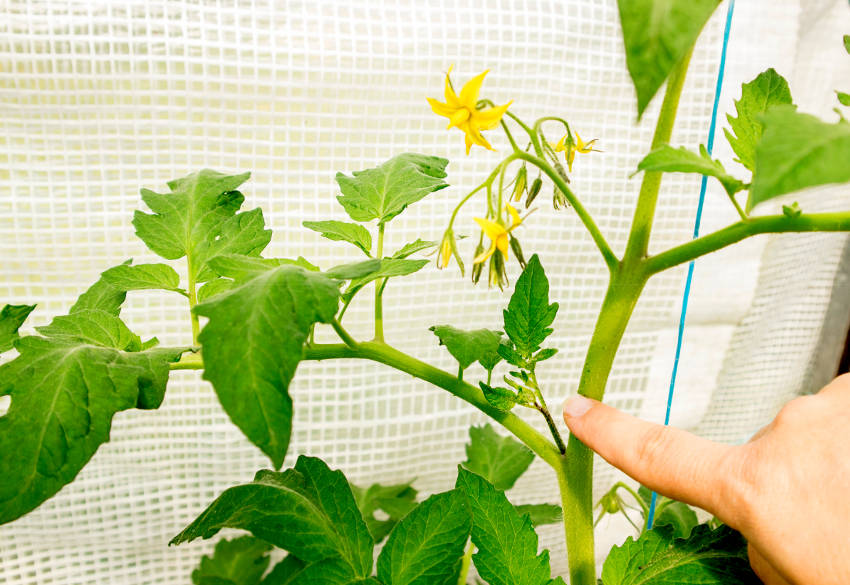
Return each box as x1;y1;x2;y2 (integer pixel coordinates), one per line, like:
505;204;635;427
473;204;524;264
553;131;599;172
427;66;512;155
436;228;465;275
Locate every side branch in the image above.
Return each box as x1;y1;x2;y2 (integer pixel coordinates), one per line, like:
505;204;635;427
515;151;619;272
305;341;562;467
645;211;850;274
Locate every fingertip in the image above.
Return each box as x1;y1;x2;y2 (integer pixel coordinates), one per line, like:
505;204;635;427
562;394;595;420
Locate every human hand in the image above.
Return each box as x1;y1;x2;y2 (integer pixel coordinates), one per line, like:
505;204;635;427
562;374;850;585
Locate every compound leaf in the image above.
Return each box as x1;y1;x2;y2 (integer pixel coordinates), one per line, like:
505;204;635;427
0;310;185;525
192;536;272;585
462;424;534;491
343;258;428;301
325;259;383;281
351;480;418;543
749;106;850;210
336;154;449;224
172;456;374;580
503;255;558;357
618;0;720;117
194;264;340;469
724;68;793;172
636;145;744;196
478;382;518;412
0;304;36;353
262;555;307;585
429;326;503;370
133;169;270;281
303;221;373;257
455;468;556;585
70;259;133;316
601;524;759;585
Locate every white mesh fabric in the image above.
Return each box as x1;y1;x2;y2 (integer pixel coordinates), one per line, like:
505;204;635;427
1;0;849;583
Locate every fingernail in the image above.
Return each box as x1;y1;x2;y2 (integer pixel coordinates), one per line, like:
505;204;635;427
563;395;593;418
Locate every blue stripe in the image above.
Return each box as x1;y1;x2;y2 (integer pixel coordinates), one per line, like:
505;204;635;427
646;0;736;531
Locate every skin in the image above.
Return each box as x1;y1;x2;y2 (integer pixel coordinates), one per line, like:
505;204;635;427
562;373;850;585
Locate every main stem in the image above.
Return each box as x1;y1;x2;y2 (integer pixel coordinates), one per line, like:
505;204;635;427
187;258;200;346
374;223;385;342
560;52;691;585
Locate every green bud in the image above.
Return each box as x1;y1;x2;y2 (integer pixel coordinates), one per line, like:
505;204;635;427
509;235;526;269
600;492;621;514
488;251;508;290
512;165;527;202
471;236;485;284
553;186;568;210
525;177;542;208
782;201;801;218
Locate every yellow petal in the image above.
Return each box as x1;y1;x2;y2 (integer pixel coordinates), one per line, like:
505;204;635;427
444;66;462;107
474;217;507;240
505;203;522;226
459;70;489;109
567;149;576;173
474;101;512;130
427;97;456;119
465;126;493;151
448;108;470;128
473;240;497;264
464;132;474;155
554;133;567;152
496;234;510;258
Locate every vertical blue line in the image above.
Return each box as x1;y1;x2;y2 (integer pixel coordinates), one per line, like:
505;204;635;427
646;0;736;530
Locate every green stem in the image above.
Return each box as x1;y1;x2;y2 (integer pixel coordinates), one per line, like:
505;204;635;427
514;151;619;272
500;119;520;153
622;49;693;265
374;223;385;342
457;364;464;382
611;481;649;517
728;192;748;221
457;541;475;585
187;260;200;346
561;268;648;585
170;351;203;370
529;371;566;454
332;319;358;349
504;111;544;156
305;341;561;467
646;211;850;274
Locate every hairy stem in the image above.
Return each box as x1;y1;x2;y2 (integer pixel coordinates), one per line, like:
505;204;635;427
622;49;693;265
515;151;619;272
646;211;850;274
457;541;475;585
186;259;200;346
374;223;385;342
561;270;647;585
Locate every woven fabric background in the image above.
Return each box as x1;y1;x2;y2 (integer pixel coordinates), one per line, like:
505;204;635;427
1;0;849;582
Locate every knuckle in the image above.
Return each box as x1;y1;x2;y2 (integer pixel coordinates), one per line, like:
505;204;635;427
635;424;669;468
716;445;762;531
773;395;815;429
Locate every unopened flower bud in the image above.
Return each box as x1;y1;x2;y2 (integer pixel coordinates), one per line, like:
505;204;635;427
525;177;542;208
471;236;485;284
488;251;508;290
509;235;526;270
512;166;527;202
436;228;465;276
553;186;569;210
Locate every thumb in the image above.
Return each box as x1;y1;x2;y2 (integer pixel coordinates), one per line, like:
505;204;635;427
563;395;737;522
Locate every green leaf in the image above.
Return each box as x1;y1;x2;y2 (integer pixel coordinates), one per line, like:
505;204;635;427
455;468;556;585
325;259;383;281
343;258;429;301
194;264;340;468
101;263;185;294
172;456;374;580
478;382;517;412
837;91;850;107
192;536;272;585
303;221;373;256
197;278;237;303
618;0;720;117
133;169;271;281
636;145;744;196
0;310;185;524
477;341;504;373
724;68;793;172
502;255;558;358
70;260;133;316
749;106;850;210
376;489;471;585
283;559;382;585
262;555;307;585
351;480;418;543
429;326;503;371
637;487;698;539
206;254;319;281
336;153;449;225
515;504;563;527
844;34;850;54
461;424;534;491
197;208;273;281
601;524;759;585
391;239;438;259
0;304;36;353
